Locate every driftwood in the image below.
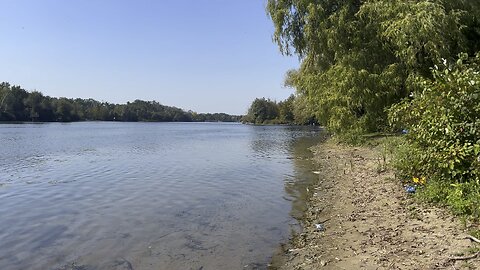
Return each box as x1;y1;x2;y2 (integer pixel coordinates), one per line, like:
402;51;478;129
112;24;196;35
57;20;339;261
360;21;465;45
449;252;480;261
466;235;480;244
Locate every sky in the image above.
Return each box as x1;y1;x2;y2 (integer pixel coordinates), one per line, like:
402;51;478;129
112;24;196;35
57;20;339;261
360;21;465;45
0;0;299;115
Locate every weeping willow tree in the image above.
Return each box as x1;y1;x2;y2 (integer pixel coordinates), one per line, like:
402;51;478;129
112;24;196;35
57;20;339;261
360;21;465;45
267;0;480;136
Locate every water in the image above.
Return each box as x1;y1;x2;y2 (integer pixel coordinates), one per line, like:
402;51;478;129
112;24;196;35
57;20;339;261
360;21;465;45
0;122;322;270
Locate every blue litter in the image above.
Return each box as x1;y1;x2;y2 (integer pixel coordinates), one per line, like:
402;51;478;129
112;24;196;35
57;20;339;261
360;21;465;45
405;185;416;194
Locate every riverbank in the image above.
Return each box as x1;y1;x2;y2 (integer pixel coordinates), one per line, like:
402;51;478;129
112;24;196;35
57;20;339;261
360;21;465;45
274;139;480;269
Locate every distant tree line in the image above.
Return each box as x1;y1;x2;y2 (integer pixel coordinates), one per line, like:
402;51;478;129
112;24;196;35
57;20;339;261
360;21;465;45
0;82;241;122
242;95;317;125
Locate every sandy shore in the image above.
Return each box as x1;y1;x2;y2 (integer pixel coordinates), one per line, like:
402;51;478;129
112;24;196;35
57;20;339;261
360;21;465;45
274;140;480;269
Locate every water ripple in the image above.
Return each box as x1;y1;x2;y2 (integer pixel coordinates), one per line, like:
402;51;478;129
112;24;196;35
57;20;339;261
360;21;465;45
0;122;322;270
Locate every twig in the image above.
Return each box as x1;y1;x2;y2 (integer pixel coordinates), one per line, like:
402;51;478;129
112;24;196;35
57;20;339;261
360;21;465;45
449;251;480;261
466;235;480;244
318;218;331;224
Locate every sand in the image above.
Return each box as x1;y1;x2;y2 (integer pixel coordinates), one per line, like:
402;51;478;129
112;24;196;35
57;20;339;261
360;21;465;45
275;140;480;270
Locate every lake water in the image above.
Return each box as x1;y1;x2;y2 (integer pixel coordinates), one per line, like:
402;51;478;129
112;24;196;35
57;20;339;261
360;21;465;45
0;122;322;270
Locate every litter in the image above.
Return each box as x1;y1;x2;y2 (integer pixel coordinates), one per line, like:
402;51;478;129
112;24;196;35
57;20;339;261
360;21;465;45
405;185;416;194
315;223;325;231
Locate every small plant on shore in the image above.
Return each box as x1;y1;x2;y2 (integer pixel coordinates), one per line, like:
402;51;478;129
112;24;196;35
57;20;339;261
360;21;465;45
389;138;425;181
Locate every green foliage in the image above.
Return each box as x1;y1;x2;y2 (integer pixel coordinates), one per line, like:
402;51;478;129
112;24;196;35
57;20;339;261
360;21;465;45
243;95;317;125
292;94;316;125
389;139;425;181
267;0;480;135
417;180;480;218
243;97;279;124
0;82;241;123
267;0;480;218
390;54;480;217
360;1;472;74
277;95;295;123
390;54;480;183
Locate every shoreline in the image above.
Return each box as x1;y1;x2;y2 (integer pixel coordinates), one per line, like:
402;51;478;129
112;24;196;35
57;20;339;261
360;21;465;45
273;139;480;269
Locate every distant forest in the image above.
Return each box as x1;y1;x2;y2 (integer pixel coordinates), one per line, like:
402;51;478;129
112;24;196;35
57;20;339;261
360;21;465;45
0;82;241;122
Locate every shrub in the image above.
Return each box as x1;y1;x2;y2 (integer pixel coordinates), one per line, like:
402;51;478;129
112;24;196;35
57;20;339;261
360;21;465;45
389;53;480;217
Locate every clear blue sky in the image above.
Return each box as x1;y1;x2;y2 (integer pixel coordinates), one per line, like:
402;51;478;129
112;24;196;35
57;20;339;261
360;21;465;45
0;0;299;115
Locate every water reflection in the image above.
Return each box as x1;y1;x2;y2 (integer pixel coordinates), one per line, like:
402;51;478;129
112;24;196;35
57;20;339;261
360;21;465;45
248;125;325;224
0;123;323;270
284;135;326;220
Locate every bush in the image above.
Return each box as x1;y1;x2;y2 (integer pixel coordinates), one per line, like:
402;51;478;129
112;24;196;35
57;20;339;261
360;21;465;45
389;53;480;217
